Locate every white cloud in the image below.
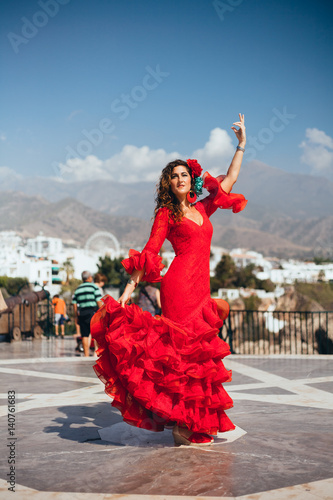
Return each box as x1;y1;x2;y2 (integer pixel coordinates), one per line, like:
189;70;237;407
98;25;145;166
0;166;22;180
304;128;333;148
192;127;235;176
54;147;180;183
300;128;333;178
55;156;108;183
0;134;6;141
103;145;180;182
54;127;236;183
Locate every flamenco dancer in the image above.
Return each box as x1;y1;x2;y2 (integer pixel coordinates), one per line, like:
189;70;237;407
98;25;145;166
91;113;247;446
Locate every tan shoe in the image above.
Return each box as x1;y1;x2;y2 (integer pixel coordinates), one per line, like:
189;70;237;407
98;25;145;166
172;425;213;446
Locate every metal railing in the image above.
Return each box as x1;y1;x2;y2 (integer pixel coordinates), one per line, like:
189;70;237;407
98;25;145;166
15;299;333;355
36;299;53;337
219;310;333;355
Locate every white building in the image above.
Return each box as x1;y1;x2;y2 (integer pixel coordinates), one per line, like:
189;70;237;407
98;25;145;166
0;231;23;253
55;248;101;280
224;248;333;285
257;261;333;284
26;234;63;257
217;286;285;301
0;232;64;295
0;230;126;295
18;258;52;286
0;250;62;295
217;288;240;301
229;248;274;273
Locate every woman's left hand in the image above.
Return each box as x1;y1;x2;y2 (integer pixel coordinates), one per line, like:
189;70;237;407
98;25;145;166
118;288;133;308
231;113;246;146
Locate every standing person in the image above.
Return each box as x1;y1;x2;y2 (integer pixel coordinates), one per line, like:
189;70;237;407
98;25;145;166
92;273;107;354
52;294;67;338
137;284;161;316
93;273;107;294
73;271;103;357
91;114;247;445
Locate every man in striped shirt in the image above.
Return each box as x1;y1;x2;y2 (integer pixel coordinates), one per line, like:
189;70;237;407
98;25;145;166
72;271;103;356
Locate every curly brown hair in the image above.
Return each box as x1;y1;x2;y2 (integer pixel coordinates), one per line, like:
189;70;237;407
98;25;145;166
154;159;195;222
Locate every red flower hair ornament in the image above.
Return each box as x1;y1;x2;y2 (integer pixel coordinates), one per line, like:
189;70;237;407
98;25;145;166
186;159;202;178
186;158;204;199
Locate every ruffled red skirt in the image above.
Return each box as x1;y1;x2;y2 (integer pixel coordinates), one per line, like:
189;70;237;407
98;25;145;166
91;296;235;435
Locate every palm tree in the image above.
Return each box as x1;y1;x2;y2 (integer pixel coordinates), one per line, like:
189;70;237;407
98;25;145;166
62;259;75;285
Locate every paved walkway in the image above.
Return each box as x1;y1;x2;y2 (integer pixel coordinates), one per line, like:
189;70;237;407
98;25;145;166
0;337;332;499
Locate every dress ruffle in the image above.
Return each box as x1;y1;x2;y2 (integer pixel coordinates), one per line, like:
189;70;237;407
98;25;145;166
121;249;165;283
203;171;248;213
91;295;235;435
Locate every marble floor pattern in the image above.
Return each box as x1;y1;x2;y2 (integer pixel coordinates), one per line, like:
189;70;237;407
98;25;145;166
0;338;332;499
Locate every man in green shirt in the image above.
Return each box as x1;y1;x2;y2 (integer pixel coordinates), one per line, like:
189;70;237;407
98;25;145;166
72;271;103;356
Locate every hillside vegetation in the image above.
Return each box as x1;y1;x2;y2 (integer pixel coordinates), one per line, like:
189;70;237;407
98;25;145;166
295;282;333;311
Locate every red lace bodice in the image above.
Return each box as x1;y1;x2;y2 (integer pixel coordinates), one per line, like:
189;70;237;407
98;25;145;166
122;172;247;323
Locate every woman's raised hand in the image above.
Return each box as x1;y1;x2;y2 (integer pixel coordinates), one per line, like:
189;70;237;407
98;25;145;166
231;113;246;146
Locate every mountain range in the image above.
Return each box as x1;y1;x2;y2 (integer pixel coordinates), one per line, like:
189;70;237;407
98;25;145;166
1;160;332;258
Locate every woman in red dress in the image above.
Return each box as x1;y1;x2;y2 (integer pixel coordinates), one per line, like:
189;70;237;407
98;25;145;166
91;114;247;446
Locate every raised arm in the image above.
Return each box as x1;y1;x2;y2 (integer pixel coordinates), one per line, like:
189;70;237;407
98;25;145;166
220;113;246;194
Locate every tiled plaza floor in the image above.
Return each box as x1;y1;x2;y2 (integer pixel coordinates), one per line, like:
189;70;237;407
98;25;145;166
0;337;332;499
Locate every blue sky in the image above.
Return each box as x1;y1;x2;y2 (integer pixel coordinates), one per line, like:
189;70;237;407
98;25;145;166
1;0;333;183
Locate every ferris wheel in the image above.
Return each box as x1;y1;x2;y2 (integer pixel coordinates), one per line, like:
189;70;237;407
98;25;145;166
85;231;121;257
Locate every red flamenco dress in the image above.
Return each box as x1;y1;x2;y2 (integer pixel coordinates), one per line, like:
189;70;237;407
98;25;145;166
91;172;247;435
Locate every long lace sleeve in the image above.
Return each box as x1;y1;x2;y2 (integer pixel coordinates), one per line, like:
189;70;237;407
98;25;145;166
121;207;170;282
200;171;248;218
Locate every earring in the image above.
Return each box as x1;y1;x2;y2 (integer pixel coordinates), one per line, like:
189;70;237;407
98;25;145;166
187;190;197;204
